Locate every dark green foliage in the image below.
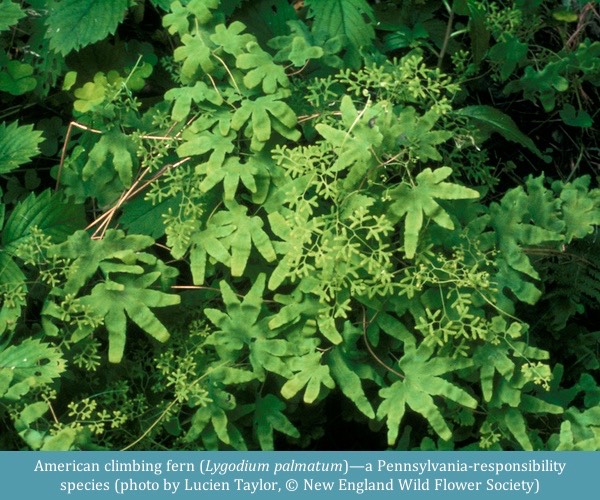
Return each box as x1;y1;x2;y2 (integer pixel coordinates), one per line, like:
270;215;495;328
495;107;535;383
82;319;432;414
0;0;599;451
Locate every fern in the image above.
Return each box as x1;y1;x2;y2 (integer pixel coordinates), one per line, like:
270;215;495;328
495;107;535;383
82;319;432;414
1;0;599;451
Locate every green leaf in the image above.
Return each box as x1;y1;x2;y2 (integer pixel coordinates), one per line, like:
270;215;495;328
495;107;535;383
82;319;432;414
0;61;37;95
48;229;156;295
82;129;138;187
184;384;247;450
0;121;44;175
236;42;289;94
270;22;325;67
305;0;375;67
489;182;564;304
174;33;216;84
232;0;297;48
80;272;180;363
473;332;516;401
377;341;477;445
559;104;593;128
2;190;86;254
456;105;547;161
189;224;233;285
0;251;26;335
254;394;300;450
184;0;220;26
0;0;25;32
488;35;528;81
315;96;382;189
231;93;300;151
504;62;569;112
40;428;80;451
204;276;265;360
0;339;66;401
557;176;600;243
281;352;335;404
198;155;258;200
388;167;479;259
119;194;182;239
396;107;452;162
249;338;292;379
165;81;224;122
46;0;130;56
177;130;235;170
467;0;490;65
326;329;377;419
504;407;533;450
210;22;255;57
210;201;277;276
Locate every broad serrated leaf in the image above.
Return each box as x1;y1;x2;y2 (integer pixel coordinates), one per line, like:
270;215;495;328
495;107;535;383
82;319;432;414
46;0;129;56
0;121;44;174
80;272;180;363
2;190;85;253
254;394;300;450
305;0;375;67
0;0;25;32
0;251;26;335
233;0;297;48
456;105;547;161
388;167;479;259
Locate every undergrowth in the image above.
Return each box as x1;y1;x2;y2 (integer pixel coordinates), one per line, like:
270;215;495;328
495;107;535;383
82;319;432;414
0;0;599;450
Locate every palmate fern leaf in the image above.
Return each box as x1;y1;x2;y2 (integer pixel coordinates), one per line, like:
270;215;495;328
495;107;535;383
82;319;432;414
377;340;477;445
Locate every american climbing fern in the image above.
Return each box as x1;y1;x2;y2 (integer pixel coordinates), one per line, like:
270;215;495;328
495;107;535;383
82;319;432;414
0;0;599;451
